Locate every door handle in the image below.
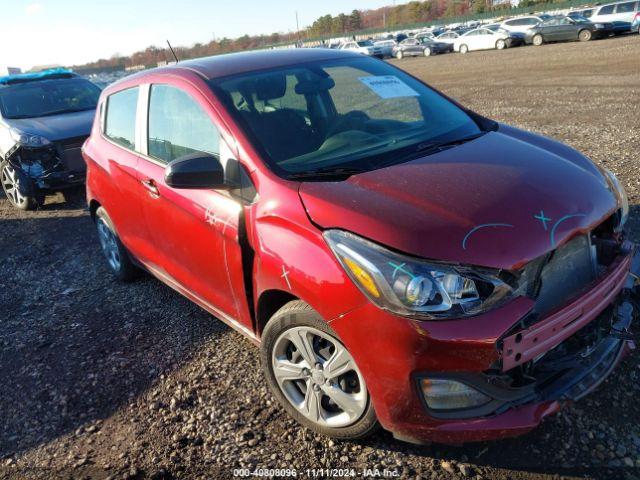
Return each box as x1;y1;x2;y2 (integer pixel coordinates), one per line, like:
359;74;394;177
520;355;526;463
141;179;160;198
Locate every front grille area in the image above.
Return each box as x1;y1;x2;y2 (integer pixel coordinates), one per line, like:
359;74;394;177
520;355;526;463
55;136;88;172
535;235;596;317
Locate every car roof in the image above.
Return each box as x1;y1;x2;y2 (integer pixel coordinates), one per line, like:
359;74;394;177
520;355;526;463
0;68;78;86
138;48;360;83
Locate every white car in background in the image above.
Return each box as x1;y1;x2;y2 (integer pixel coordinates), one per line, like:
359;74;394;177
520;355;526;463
500;15;548;34
373;39;397;58
453;28;510;53
338;41;383;57
590;0;640;24
435;31;460;44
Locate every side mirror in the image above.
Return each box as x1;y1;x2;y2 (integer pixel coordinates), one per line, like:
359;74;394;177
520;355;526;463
164;152;227;189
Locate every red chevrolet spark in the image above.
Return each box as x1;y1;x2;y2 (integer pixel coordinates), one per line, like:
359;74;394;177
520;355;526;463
83;49;638;444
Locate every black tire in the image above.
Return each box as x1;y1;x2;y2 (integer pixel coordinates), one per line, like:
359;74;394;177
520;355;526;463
261;300;380;440
578;29;592;42
94;206;138;281
532;34;544;46
0;160;39;211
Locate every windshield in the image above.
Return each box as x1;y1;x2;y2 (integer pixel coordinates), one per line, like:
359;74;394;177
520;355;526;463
357;41;373;47
0;78;100;119
210;56;482;178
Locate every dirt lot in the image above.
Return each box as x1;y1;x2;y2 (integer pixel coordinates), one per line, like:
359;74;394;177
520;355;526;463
1;35;639;480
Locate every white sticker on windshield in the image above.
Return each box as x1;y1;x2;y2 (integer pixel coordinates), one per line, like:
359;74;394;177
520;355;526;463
358;76;419;99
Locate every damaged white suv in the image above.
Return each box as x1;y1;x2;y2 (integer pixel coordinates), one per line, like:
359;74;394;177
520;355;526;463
0;69;100;210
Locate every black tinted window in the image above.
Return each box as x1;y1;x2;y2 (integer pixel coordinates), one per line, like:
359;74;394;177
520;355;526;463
105;87;138;150
599;5;615;14
148;85;220;164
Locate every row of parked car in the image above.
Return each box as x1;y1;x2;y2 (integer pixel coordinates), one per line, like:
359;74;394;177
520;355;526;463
335;0;640;57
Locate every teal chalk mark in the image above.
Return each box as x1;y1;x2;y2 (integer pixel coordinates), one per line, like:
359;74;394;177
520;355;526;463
550;214;586;247
389;261;416;280
462;223;514;250
534;210;552;231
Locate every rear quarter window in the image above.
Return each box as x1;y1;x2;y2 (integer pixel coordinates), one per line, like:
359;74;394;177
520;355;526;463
598;5;615;14
616;2;636;13
104;87;139;150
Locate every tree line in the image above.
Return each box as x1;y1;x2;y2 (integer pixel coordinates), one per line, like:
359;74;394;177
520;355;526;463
73;0;557;71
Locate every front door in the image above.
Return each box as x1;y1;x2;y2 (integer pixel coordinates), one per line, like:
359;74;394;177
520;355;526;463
136;82;246;324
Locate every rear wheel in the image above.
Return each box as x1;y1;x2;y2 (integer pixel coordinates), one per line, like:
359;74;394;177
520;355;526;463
578;29;592;42
532;34;544;46
261;300;379;439
0;160;39;211
496;39;506;50
95;207;138;281
459;44;468;54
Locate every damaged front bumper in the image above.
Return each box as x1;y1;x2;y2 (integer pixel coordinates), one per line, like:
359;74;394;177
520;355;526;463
3;139;86;195
330;242;639;444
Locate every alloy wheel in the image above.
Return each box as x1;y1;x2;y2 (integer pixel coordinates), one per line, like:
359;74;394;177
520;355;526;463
533;34;543;46
1;164;28;208
271;326;368;428
496;39;506;50
96;218;122;272
424;48;431;56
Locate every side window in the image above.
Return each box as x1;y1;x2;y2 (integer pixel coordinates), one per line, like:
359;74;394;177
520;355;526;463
104;87;139;150
599;5;615;14
616;2;635;13
147;85;220;164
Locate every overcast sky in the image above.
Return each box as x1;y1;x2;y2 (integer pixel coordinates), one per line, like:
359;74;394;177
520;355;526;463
2;0;410;70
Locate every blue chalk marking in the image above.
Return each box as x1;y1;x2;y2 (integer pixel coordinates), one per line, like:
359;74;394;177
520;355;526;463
534;210;552;231
388;261;415;280
549;214;586;247
462;223;514;251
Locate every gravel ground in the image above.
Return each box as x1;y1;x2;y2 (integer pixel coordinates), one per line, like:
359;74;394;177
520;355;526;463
1;35;639;480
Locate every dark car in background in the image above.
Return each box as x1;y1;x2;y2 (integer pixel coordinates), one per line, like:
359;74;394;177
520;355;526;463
526;15;614;45
392;37;452;58
0;69;100;210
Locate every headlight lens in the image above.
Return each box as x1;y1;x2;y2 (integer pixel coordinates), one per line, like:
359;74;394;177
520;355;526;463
420;378;491;410
324;230;515;319
604;169;629;232
9;128;51;147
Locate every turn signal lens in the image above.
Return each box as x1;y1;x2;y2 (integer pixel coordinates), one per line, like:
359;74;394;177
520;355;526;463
343;257;380;298
420;378;491;410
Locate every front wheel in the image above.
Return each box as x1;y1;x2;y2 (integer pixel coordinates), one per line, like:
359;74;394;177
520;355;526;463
459;44;468;54
496;39;506;50
0;160;39;211
261;300;379;439
423;47;432;56
578;29;592;42
532;34;544;46
395;50;403;59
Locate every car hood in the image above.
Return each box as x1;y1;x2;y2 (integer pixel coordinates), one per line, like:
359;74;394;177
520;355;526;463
299;129;617;271
3;109;95;141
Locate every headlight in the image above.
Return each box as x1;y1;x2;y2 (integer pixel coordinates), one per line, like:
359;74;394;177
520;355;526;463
324;229;515;319
9;128;51;147
604;169;629;232
420;378;491;410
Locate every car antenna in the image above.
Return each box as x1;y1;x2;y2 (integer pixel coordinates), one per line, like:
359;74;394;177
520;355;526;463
166;40;179;63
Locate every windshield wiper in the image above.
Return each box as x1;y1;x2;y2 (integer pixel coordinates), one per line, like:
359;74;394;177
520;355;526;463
287;166;368;181
382;132;488;167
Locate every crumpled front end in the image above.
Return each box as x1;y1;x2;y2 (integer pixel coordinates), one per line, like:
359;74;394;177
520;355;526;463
330;223;638;444
4;136;87;195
